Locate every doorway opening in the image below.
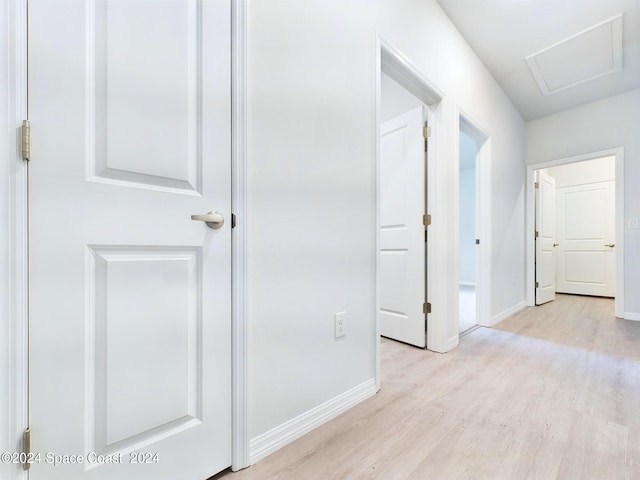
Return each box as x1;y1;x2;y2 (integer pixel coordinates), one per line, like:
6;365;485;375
526;149;625;318
375;35;445;386
458;129;477;334
379;73;428;348
458;114;491;335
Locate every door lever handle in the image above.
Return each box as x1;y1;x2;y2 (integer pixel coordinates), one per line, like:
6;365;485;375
553;243;559;247
191;211;224;229
604;243;615;247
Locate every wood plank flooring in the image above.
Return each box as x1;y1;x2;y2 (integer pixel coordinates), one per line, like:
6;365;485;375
214;294;640;480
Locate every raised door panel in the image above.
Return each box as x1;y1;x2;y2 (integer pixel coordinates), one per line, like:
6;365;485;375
89;0;201;193
565;189;607;240
87;247;202;455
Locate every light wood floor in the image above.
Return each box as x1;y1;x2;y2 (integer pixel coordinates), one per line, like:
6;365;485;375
215;294;640;480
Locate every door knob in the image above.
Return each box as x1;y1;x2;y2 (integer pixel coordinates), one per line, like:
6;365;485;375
604;243;615;248
553;243;559;247
191;211;224;229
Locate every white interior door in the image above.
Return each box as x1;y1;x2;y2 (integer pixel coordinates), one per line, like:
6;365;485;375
556;181;615;297
29;1;231;479
535;170;556;305
380;106;426;347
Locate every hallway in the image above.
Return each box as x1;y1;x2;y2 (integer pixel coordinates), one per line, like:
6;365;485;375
218;295;640;480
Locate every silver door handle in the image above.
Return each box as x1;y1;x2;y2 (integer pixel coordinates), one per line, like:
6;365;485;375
604;243;615;247
191;211;224;229
553;243;559;247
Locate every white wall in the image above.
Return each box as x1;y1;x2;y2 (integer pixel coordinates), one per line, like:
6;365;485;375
0;0;529;467
526;89;640;316
459;131;476;285
247;0;526;445
547;156;615;187
381;72;423;122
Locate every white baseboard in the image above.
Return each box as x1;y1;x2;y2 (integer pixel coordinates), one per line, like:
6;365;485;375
249;378;377;465
447;335;460;351
625;312;640;321
491;301;527;326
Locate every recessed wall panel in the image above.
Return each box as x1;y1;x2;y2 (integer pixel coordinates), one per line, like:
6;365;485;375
87;246;201;454
88;0;201;193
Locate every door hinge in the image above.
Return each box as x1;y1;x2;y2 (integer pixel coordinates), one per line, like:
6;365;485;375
423;214;431;226
231;213;236;229
535;281;539;288
423;124;430;152
475;238;480;245
22;427;31;471
21;120;30;161
423;302;431;314
534;181;539;189
535;230;539;238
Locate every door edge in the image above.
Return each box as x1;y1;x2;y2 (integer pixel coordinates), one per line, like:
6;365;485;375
231;0;249;471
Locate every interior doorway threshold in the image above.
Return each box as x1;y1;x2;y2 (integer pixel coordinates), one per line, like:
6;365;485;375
460;325;482;338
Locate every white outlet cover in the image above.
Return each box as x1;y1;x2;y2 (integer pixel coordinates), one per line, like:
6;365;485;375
629;217;639;229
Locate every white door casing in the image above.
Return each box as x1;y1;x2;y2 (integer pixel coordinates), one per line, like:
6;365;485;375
556;181;615;297
379;106;426;348
29;1;231;479
535;170;556;305
524;148;624;318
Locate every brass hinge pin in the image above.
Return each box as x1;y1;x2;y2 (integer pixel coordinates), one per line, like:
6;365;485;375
22;427;31;471
21;120;30;161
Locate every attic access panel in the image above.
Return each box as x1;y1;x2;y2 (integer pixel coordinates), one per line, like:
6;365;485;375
526;14;623;95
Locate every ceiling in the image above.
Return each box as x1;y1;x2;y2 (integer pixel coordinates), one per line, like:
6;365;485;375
435;0;640;120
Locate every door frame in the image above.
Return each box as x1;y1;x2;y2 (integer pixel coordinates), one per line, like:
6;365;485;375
4;1;29;479
375;34;444;386
525;148;625;318
4;0;249;477
458;112;492;329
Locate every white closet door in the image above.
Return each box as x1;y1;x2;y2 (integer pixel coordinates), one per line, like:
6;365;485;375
29;1;232;478
556;181;615;297
380;106;426;347
535;170;556;305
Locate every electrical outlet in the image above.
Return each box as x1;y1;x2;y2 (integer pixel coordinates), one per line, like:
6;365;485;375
629;217;639;230
335;312;346;338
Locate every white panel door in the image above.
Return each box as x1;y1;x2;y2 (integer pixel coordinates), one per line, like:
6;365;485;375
535;171;556;305
29;1;231;479
556;181;615;297
380;106;426;347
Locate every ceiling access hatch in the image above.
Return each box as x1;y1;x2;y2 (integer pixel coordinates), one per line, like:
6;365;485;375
525;14;623;96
